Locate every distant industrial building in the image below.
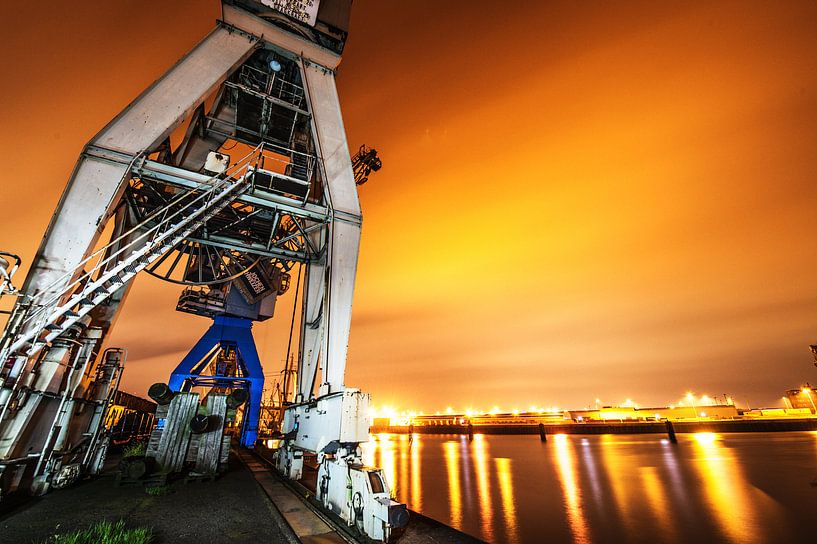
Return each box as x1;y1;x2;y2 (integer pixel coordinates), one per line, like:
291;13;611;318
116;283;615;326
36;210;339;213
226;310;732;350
568;405;739;421
381;404;745;428
785;384;817;413
372;392;817;429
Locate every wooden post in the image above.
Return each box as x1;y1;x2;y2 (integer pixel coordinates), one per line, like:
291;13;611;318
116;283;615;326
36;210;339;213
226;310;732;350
665;419;678;444
154;392;199;472
539;423;547;442
467;423;474;441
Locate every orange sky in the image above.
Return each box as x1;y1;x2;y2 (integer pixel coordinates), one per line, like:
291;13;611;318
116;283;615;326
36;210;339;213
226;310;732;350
2;1;817;411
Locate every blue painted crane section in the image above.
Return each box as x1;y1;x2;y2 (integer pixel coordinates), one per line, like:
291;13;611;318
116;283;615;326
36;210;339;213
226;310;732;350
169;315;264;447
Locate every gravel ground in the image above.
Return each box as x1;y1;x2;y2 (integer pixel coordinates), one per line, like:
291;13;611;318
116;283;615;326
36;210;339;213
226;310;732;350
0;455;289;544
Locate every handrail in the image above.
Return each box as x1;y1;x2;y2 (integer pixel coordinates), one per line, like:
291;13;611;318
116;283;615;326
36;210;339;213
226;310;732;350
6;167;256;357
238;65;305;108
29;145;261;300
16;144;265;333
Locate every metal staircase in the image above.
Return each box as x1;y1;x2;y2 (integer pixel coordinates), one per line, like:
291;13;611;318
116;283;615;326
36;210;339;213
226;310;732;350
0;147;264;366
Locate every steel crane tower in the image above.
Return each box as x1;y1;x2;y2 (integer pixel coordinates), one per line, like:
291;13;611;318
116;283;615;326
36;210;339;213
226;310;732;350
0;1;406;539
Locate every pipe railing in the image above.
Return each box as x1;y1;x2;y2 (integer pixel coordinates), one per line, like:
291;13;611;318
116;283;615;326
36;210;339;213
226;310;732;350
12;144;265;337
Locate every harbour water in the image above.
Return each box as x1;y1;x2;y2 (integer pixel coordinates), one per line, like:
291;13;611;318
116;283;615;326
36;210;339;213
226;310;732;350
362;432;817;543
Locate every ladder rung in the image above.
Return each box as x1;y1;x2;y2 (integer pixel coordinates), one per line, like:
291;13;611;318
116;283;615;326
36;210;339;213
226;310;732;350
4;170;253;362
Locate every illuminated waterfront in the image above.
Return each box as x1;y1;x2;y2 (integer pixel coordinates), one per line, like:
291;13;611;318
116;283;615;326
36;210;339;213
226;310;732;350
363;432;817;543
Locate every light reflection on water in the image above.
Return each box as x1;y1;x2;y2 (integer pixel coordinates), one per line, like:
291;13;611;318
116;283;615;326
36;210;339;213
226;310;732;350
495;457;519;544
472;434;494;539
552;434;589;543
444;440;463;525
598;433;632;538
639;464;674;539
363;431;817;543
691;432;759;543
410;433;422;510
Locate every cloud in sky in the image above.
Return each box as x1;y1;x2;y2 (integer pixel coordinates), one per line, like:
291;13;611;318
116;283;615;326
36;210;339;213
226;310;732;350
2;0;817;411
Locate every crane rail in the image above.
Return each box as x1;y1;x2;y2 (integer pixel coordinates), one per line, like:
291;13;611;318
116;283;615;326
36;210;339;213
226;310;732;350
238;447;362;544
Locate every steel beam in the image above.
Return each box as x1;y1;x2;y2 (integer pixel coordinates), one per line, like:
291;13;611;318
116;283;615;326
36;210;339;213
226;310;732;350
186;235;308;262
301;61;362;395
85;146;331;223
21;25;259;304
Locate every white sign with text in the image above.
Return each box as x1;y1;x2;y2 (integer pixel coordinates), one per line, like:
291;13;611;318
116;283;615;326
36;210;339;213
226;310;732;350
260;0;321;27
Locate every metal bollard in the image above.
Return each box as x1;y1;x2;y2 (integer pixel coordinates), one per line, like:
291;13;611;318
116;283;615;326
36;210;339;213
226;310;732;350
665;419;678;443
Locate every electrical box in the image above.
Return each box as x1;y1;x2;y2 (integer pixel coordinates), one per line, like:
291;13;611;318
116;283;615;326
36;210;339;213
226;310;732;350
282;389;370;453
204;151;230;174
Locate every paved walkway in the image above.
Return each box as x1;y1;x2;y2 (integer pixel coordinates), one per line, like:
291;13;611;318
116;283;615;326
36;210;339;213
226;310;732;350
0;456;289;544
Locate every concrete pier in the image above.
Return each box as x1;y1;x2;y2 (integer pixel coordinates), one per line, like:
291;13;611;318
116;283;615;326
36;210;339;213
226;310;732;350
1;450;483;544
246;448;484;543
237;450;344;543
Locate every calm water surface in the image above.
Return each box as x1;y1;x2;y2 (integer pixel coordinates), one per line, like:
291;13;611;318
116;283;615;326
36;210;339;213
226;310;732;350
362;432;817;543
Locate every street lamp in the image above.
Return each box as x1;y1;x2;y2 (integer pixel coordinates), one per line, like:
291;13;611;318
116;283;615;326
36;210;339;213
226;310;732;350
686;392;697;418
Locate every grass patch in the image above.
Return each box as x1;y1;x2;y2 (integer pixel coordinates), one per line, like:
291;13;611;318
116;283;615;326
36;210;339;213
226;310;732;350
144;485;171;496
45;520;152;544
122;441;146;458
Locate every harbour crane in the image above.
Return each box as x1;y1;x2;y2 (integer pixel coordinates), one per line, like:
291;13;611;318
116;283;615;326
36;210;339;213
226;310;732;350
0;1;405;540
